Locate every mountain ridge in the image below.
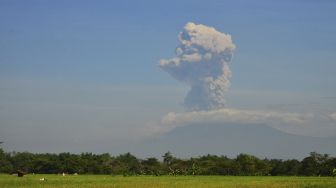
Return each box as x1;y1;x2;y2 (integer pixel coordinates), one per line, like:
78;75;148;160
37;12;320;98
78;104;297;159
127;123;336;159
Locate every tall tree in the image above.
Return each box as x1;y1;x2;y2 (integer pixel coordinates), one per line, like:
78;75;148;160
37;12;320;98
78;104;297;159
0;148;13;173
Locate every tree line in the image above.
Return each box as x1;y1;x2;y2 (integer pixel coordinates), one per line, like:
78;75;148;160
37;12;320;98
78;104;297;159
0;149;335;176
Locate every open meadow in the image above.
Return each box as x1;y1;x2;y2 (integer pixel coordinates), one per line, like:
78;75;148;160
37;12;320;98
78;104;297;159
0;174;335;188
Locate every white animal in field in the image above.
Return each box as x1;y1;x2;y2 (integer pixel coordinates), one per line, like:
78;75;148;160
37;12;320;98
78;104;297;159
39;178;47;181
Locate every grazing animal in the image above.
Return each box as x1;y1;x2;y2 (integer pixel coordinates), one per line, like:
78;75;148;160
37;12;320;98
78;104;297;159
39;178;47;181
17;170;25;177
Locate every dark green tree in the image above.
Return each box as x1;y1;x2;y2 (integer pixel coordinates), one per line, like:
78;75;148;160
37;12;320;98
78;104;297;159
162;152;174;166
0;148;13;173
300;155;318;176
112;153;140;175
236;154;258;175
284;159;301;176
58;153;83;174
11;152;35;173
141;157;161;175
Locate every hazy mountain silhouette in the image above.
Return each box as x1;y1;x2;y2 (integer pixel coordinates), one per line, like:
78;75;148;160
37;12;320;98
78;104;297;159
129;123;336;159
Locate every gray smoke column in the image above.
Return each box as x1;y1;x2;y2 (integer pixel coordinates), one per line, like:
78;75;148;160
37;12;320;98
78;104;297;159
160;22;236;110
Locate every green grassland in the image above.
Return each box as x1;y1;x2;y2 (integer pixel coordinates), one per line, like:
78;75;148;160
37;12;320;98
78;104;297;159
1;174;336;188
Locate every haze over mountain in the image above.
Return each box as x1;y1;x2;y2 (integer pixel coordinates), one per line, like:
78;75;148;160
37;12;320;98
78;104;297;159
128;123;336;159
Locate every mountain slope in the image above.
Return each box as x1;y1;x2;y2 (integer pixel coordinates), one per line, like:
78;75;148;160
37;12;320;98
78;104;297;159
128;123;336;159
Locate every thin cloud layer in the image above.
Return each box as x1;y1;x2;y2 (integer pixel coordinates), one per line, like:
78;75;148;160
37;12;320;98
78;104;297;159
160;22;235;110
161;108;307;126
158;108;336;137
329;113;336;121
159;108;307;133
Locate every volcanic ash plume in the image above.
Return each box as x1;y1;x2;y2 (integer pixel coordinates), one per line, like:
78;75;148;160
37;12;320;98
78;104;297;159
159;22;235;111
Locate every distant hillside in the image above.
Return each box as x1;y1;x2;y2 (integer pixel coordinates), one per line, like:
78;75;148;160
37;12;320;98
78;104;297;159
129;123;336;159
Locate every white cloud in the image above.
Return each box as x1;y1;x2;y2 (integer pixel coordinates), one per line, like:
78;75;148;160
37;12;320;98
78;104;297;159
156;108;336;137
160;108;307;129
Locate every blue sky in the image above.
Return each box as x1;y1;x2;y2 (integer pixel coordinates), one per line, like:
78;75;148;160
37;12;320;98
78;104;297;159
1;0;335;87
0;0;335;157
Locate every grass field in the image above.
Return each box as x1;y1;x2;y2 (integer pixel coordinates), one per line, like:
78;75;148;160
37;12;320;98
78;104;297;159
0;174;335;188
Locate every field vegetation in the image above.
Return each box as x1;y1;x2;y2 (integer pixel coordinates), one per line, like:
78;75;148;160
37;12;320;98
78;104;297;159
1;174;336;188
1;148;336;177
